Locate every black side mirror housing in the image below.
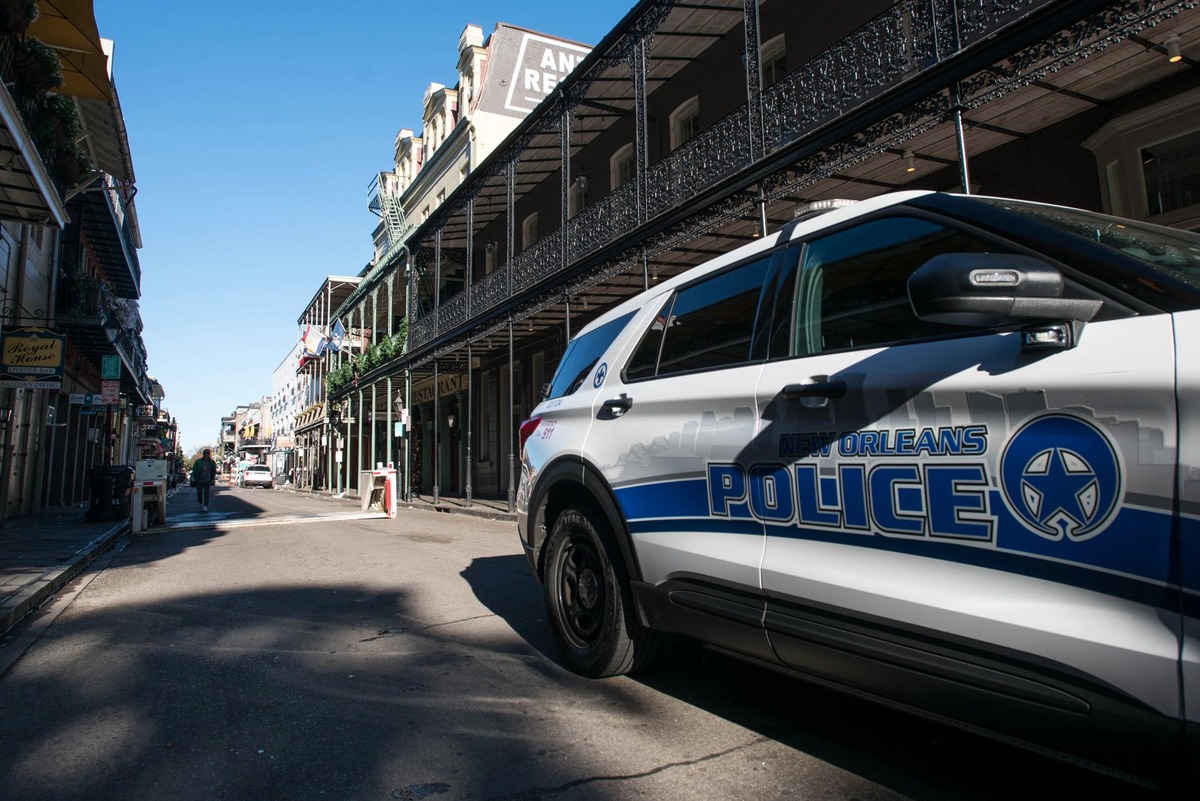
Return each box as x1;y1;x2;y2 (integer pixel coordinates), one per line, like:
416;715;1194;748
908;253;1101;327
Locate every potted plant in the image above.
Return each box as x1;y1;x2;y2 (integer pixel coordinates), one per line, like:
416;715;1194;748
0;0;38;36
12;37;62;99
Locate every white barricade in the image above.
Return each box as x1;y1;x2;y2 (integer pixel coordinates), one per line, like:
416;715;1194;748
360;468;397;518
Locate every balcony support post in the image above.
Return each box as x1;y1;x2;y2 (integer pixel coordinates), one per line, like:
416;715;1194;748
743;0;764;162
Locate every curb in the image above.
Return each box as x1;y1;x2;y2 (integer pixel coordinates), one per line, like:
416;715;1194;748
401;502;517;523
0;519;129;636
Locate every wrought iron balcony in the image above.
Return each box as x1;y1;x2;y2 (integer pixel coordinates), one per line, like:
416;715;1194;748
402;0;1169;354
78;174;142;300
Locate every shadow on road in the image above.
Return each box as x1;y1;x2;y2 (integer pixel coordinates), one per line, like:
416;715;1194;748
463;556;1166;801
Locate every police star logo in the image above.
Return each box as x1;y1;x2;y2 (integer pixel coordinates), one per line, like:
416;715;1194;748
1000;414;1122;542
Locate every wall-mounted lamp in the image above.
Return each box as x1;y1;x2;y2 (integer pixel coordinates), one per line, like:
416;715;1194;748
393;389;405;414
574;173;589;193
581;296;588;310
485;240;497;255
1165;34;1182;63
528;320;534;332
651;267;659;282
903;151;917;173
447;413;456;429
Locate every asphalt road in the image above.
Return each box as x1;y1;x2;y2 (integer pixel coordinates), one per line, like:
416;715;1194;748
0;485;1163;800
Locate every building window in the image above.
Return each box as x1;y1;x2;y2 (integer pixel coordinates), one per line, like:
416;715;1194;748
1083;86;1200;231
569;175;588;219
484;239;497;273
761;34;786;89
610;143;634;191
670;96;700;151
522;212;539;251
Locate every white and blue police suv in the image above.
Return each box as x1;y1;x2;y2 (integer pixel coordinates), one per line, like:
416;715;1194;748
516;190;1200;787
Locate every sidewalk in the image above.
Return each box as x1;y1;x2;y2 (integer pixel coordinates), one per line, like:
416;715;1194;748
0;506;128;636
281;482;517;523
405;492;517;522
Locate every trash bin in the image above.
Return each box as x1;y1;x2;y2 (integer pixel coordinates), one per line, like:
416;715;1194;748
87;464;135;522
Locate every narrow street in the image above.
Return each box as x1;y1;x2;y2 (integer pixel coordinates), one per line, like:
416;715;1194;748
0;488;1156;801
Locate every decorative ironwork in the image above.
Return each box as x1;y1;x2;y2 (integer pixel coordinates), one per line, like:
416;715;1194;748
473;267;509;314
506;160;516;298
743;0;764;163
645;106;751;218
953;1;1042;50
632;36;649;227
560;99;572;275
393;0;1189;375
762;0;937;152
1;296;47;323
410;314;435;350
511;230;563;295
465;197;474;317
439;290;467;332
959;0;1199;107
567;182;636;263
765;92;948;202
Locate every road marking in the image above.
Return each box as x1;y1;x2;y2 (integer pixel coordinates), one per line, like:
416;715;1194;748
159;512;387;532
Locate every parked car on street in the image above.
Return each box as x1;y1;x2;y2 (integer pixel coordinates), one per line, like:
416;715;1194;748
239;465;273;489
517;191;1200;788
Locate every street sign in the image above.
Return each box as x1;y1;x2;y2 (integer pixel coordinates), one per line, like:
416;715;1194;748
101;355;120;380
101;380;119;405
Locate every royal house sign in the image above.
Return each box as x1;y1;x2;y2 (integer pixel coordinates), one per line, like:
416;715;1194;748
0;326;65;390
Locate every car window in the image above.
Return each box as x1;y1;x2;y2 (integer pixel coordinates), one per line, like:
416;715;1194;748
546;311;636;399
783;216;1006;356
627;255;773;378
974;197;1200;289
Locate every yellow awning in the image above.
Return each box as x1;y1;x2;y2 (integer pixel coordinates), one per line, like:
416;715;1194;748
27;1;112;102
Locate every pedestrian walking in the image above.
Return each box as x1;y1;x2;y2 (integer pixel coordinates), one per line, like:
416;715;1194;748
192;448;217;511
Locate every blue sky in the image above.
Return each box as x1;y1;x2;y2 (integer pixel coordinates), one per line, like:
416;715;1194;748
92;1;636;453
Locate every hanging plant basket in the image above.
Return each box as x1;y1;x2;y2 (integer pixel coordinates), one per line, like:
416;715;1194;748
0;0;39;36
53;146;84;186
12;37;63;99
29;93;81;148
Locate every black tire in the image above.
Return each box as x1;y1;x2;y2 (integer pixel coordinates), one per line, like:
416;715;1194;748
543;505;659;677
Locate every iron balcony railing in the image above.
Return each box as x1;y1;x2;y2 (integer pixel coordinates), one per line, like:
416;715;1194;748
404;0;1168;353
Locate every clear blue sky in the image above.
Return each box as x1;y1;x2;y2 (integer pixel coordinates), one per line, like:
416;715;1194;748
92;1;636;453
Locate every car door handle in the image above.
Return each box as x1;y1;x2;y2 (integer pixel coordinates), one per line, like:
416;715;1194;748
601;393;633;416
782;380;846;400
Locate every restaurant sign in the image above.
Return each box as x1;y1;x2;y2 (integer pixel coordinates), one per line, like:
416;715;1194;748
0;327;65;390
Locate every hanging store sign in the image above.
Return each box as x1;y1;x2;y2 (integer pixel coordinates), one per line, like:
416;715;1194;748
0;327;65;389
101;354;121;379
412;372;467;405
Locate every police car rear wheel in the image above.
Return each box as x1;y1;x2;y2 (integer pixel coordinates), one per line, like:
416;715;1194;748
544;506;657;677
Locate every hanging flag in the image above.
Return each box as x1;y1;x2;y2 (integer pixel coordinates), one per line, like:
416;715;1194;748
329;319;346;354
300;325;325;357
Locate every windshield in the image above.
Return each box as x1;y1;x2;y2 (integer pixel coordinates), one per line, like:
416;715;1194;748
546;311;636;399
974;197;1200;289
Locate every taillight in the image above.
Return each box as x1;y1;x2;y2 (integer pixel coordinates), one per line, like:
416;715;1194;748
519;416;542;456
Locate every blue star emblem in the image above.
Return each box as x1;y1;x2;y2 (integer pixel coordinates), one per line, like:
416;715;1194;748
1019;447;1099;540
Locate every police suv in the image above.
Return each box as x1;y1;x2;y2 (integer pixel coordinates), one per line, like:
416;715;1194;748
516;191;1200;785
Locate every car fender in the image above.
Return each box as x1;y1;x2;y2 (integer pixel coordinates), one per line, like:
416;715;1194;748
528;455;644;587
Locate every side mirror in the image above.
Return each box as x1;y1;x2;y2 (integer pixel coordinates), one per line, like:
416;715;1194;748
908;253;1101;328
